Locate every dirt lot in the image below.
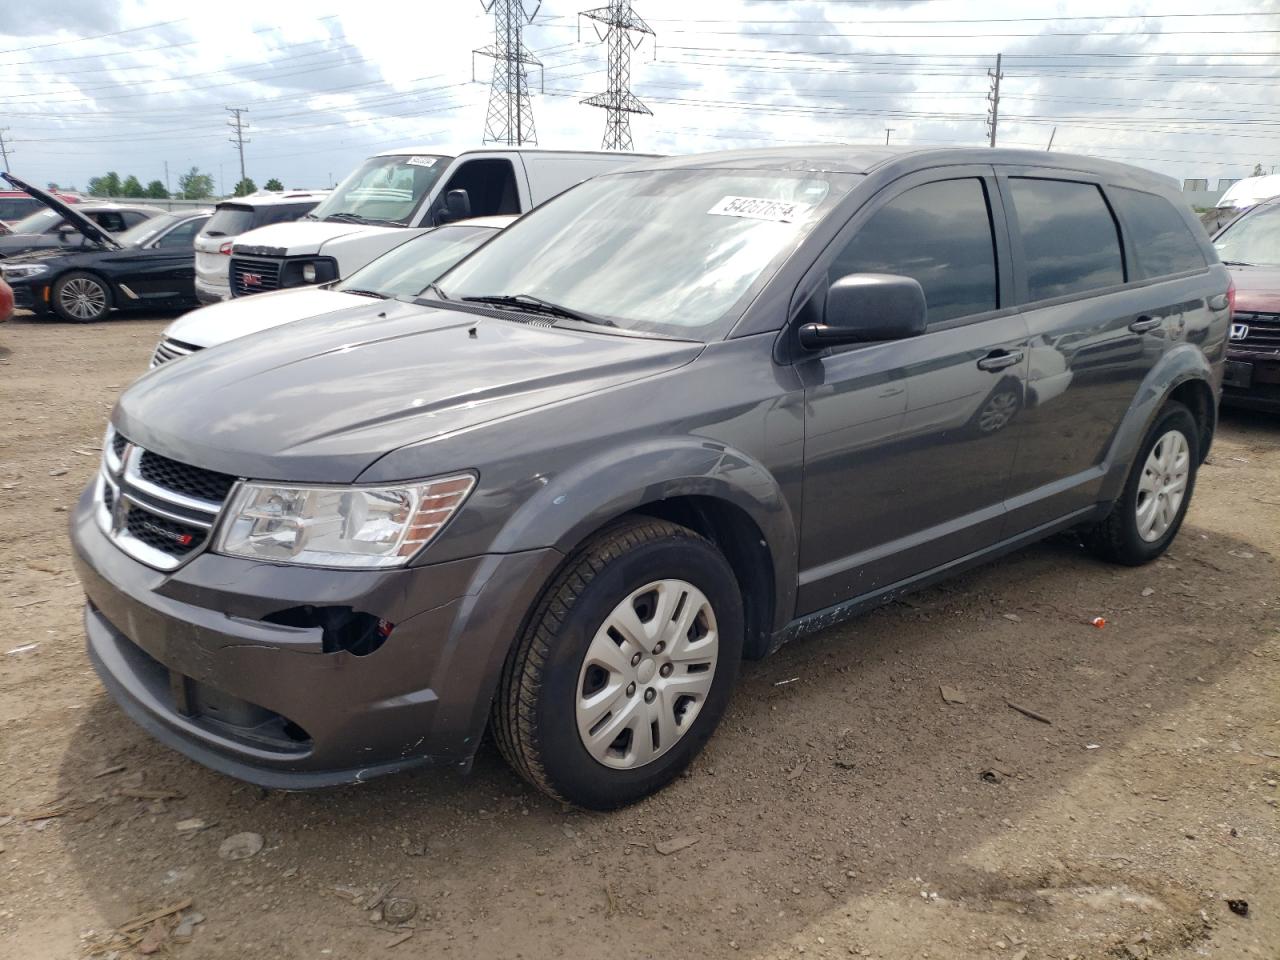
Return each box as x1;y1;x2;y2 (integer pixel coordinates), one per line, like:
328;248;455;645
1;311;1277;960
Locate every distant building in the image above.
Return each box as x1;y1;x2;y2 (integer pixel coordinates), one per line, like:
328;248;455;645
1216;178;1240;191
1183;179;1209;192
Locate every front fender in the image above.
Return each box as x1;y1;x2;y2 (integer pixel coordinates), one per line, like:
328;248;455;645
486;437;799;634
1098;342;1217;503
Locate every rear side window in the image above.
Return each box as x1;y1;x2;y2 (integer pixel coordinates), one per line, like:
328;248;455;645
1109;187;1207;279
829;178;998;323
1009;178;1124;301
203;206;256;238
258;201;319;227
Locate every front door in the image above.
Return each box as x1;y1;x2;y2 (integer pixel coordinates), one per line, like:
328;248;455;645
128;217;206;302
797;171;1029;613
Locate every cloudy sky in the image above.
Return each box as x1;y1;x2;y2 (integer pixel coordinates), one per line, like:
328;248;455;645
1;0;1275;194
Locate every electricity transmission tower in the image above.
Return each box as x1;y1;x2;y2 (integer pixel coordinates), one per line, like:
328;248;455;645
985;53;1003;148
579;1;653;151
226;107;250;186
475;1;543;146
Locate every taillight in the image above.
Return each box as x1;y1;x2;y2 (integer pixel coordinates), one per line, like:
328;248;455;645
219;241;233;255
1225;276;1236;321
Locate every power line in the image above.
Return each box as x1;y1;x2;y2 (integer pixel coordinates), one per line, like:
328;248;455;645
476;0;543;145
580;1;654;151
0;17;186;57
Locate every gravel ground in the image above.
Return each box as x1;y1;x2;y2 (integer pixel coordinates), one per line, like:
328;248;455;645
1;310;1277;960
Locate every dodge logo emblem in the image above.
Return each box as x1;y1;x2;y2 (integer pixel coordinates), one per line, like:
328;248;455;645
1230;322;1249;341
242;272;263;287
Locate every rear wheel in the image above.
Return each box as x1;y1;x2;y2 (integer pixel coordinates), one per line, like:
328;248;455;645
1082;401;1198;565
493;518;743;809
51;271;112;323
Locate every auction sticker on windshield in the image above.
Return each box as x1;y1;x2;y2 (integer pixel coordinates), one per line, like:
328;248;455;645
708;196;813;223
406;156;438;167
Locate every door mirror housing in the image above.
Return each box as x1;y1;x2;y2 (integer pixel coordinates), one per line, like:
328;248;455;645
798;273;927;350
437;188;472;225
57;223;77;239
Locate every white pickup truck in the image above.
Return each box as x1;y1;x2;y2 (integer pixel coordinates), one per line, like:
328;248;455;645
224;146;657;300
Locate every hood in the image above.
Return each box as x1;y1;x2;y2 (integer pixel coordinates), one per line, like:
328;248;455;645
232;220;406;257
1228;265;1280;313
0;172;118;250
162;286;371;349
116;301;702;483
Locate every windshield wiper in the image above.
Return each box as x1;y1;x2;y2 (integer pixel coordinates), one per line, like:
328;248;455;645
1221;259;1254;267
324;212;372;224
460;293;615;327
339;288;388;299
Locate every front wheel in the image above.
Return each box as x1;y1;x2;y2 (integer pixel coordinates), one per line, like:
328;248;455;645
1082;401;1199;565
51;271;112;323
493;518;744;809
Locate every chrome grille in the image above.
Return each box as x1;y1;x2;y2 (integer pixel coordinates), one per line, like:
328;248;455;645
230;256;282;296
150;336;201;367
1231;311;1280;353
98;426;235;571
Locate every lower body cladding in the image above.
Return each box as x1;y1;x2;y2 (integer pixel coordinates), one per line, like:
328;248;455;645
69;487;562;789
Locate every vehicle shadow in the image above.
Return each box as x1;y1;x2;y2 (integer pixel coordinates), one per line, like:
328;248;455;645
53;522;1277;959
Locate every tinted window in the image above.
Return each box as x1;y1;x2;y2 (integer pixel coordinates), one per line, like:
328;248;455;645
1009;178;1124;301
203;206;256;238
259;201;319;227
155;217;207;248
0;197;42;221
1110;187;1206;278
829;178;997;323
120;211;151;228
89;211;127;233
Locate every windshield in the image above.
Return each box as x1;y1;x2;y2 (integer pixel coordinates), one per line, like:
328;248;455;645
9;208;65;235
1214;203;1280;266
335;225;499;299
308;155;449;226
117;212;181;247
0;197;43;222
437;169;859;338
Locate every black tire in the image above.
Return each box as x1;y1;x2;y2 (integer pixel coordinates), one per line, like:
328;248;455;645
493;517;744;810
1082;401;1199;566
50;271;112;323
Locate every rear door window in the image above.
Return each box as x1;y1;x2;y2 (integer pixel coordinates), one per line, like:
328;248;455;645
1109;187;1207;279
1008;178;1124;301
203;206;256;237
829;177;998;323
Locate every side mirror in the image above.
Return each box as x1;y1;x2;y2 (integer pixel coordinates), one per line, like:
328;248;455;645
798;273;927;350
57;224;77;239
437;188;472;225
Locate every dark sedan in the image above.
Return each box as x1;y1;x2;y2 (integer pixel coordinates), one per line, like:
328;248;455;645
0;175;209;322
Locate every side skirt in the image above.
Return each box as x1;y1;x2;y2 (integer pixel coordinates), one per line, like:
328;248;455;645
766;504;1106;655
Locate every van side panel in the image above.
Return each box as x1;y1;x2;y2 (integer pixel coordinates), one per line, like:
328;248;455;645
521;154;646;206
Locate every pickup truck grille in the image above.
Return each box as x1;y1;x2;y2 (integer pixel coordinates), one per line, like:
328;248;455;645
1231;311;1280;354
96;425;237;571
150;336;201;367
230;256;282;297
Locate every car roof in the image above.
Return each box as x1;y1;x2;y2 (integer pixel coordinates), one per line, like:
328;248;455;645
448;215;518;229
372;145;659;160
215;192;329;209
620;144;1179;189
75;203;168;214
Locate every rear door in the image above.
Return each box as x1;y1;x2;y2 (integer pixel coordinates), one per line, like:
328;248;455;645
998;171;1207;532
127;216;208;301
796;167;1029;612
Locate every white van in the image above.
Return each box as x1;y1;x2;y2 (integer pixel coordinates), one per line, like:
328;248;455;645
194;191;328;303
224;146;656;300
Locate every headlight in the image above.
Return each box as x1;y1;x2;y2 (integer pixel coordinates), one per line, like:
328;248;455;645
1;263;49;280
302;263;317;283
216;474;475;568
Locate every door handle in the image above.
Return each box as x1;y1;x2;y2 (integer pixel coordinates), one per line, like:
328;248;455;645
976;350;1024;372
1129;315;1162;334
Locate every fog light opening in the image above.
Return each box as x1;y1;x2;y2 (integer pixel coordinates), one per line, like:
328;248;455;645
262;605;389;656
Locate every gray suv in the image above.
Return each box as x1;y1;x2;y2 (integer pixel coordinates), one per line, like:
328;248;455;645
71;147;1230;809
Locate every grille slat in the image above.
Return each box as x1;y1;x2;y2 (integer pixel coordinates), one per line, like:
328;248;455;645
1232;312;1280;352
230;256;282;297
138;450;237;503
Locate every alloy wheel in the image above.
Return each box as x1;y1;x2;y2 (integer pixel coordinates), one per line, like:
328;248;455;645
59;277;107;320
1135;429;1190;542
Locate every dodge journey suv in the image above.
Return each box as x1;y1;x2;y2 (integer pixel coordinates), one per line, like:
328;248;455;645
71;147;1230;809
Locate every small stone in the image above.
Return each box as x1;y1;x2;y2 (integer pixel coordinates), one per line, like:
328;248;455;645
218;831;264;861
791;886;801;895
383;897;417;924
49;468;68;477
1141;587;1155;597
654;835;700;856
175;818;208;833
172;912;205;940
1001;613;1021;623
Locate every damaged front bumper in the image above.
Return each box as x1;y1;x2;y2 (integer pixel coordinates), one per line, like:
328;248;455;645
69;484;561;789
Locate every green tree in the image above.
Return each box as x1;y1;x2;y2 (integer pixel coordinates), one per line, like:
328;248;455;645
1253;163;1265;177
264;177;283;191
87;171;122;197
121;175;145;198
177;166;214;200
144;180;169;200
233;177;257;197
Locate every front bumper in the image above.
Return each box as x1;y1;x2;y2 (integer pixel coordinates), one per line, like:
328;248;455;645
70;485;561;788
1222;353;1280;413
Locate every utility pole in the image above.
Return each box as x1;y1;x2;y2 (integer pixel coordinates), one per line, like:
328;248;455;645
1046;126;1057;151
884;127;894;146
0;128;11;172
226;107;250;187
986;53;1003;148
580;1;654;151
475;1;543;146
164;160;170;196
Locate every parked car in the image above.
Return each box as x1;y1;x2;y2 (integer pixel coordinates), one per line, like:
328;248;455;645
71;147;1228;809
1213;196;1280;412
195;192;329;304
0;201;165;259
153;217;513;365
0;276;12;323
0;186;81;226
0;175;209;322
223;146;656;300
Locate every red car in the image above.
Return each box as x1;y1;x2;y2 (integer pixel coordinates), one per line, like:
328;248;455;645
0;276;14;323
0;188;81;228
1214;197;1280;412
